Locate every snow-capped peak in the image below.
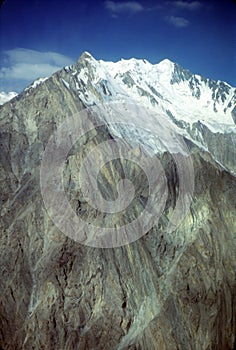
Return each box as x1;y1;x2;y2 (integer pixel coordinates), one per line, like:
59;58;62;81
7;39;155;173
1;51;234;175
71;52;236;134
98;56;152;75
79;51;96;62
156;58;174;73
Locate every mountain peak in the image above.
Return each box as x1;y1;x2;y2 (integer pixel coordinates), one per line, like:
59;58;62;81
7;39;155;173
79;51;95;61
156;58;175;73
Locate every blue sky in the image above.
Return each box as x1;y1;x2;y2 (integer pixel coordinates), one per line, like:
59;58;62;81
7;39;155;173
0;0;235;92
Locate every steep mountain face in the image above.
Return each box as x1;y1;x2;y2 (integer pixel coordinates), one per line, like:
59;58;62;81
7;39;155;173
0;52;235;350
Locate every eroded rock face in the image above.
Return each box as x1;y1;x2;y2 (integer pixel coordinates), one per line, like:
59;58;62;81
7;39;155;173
0;55;236;349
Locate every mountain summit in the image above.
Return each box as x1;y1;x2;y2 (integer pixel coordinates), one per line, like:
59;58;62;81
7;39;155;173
19;51;236;175
0;52;235;349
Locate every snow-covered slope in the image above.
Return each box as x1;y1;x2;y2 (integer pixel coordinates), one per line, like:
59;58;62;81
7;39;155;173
59;52;236;134
0;91;18;105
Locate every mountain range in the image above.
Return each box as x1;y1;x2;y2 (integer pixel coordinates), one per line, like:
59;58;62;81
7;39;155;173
0;52;235;349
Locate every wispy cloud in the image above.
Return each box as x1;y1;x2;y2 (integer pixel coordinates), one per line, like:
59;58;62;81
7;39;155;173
4;48;72;67
164;1;202;27
173;1;202;11
0;48;73;91
166;15;189;27
104;1;144;15
0;63;64;81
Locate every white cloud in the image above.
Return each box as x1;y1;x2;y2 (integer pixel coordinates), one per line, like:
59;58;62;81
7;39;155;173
5;48;72;66
164;1;202;28
166;15;189;27
0;91;18;105
0;48;73;85
0;63;63;81
104;1;144;14
173;1;202;10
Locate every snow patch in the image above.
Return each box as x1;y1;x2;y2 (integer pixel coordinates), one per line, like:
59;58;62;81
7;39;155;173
25;77;48;91
61;78;70;90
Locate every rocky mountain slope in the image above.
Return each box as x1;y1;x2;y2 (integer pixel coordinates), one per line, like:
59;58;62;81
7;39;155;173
0;52;235;349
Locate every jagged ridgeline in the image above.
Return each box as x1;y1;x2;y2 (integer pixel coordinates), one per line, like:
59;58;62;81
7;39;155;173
0;52;235;349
